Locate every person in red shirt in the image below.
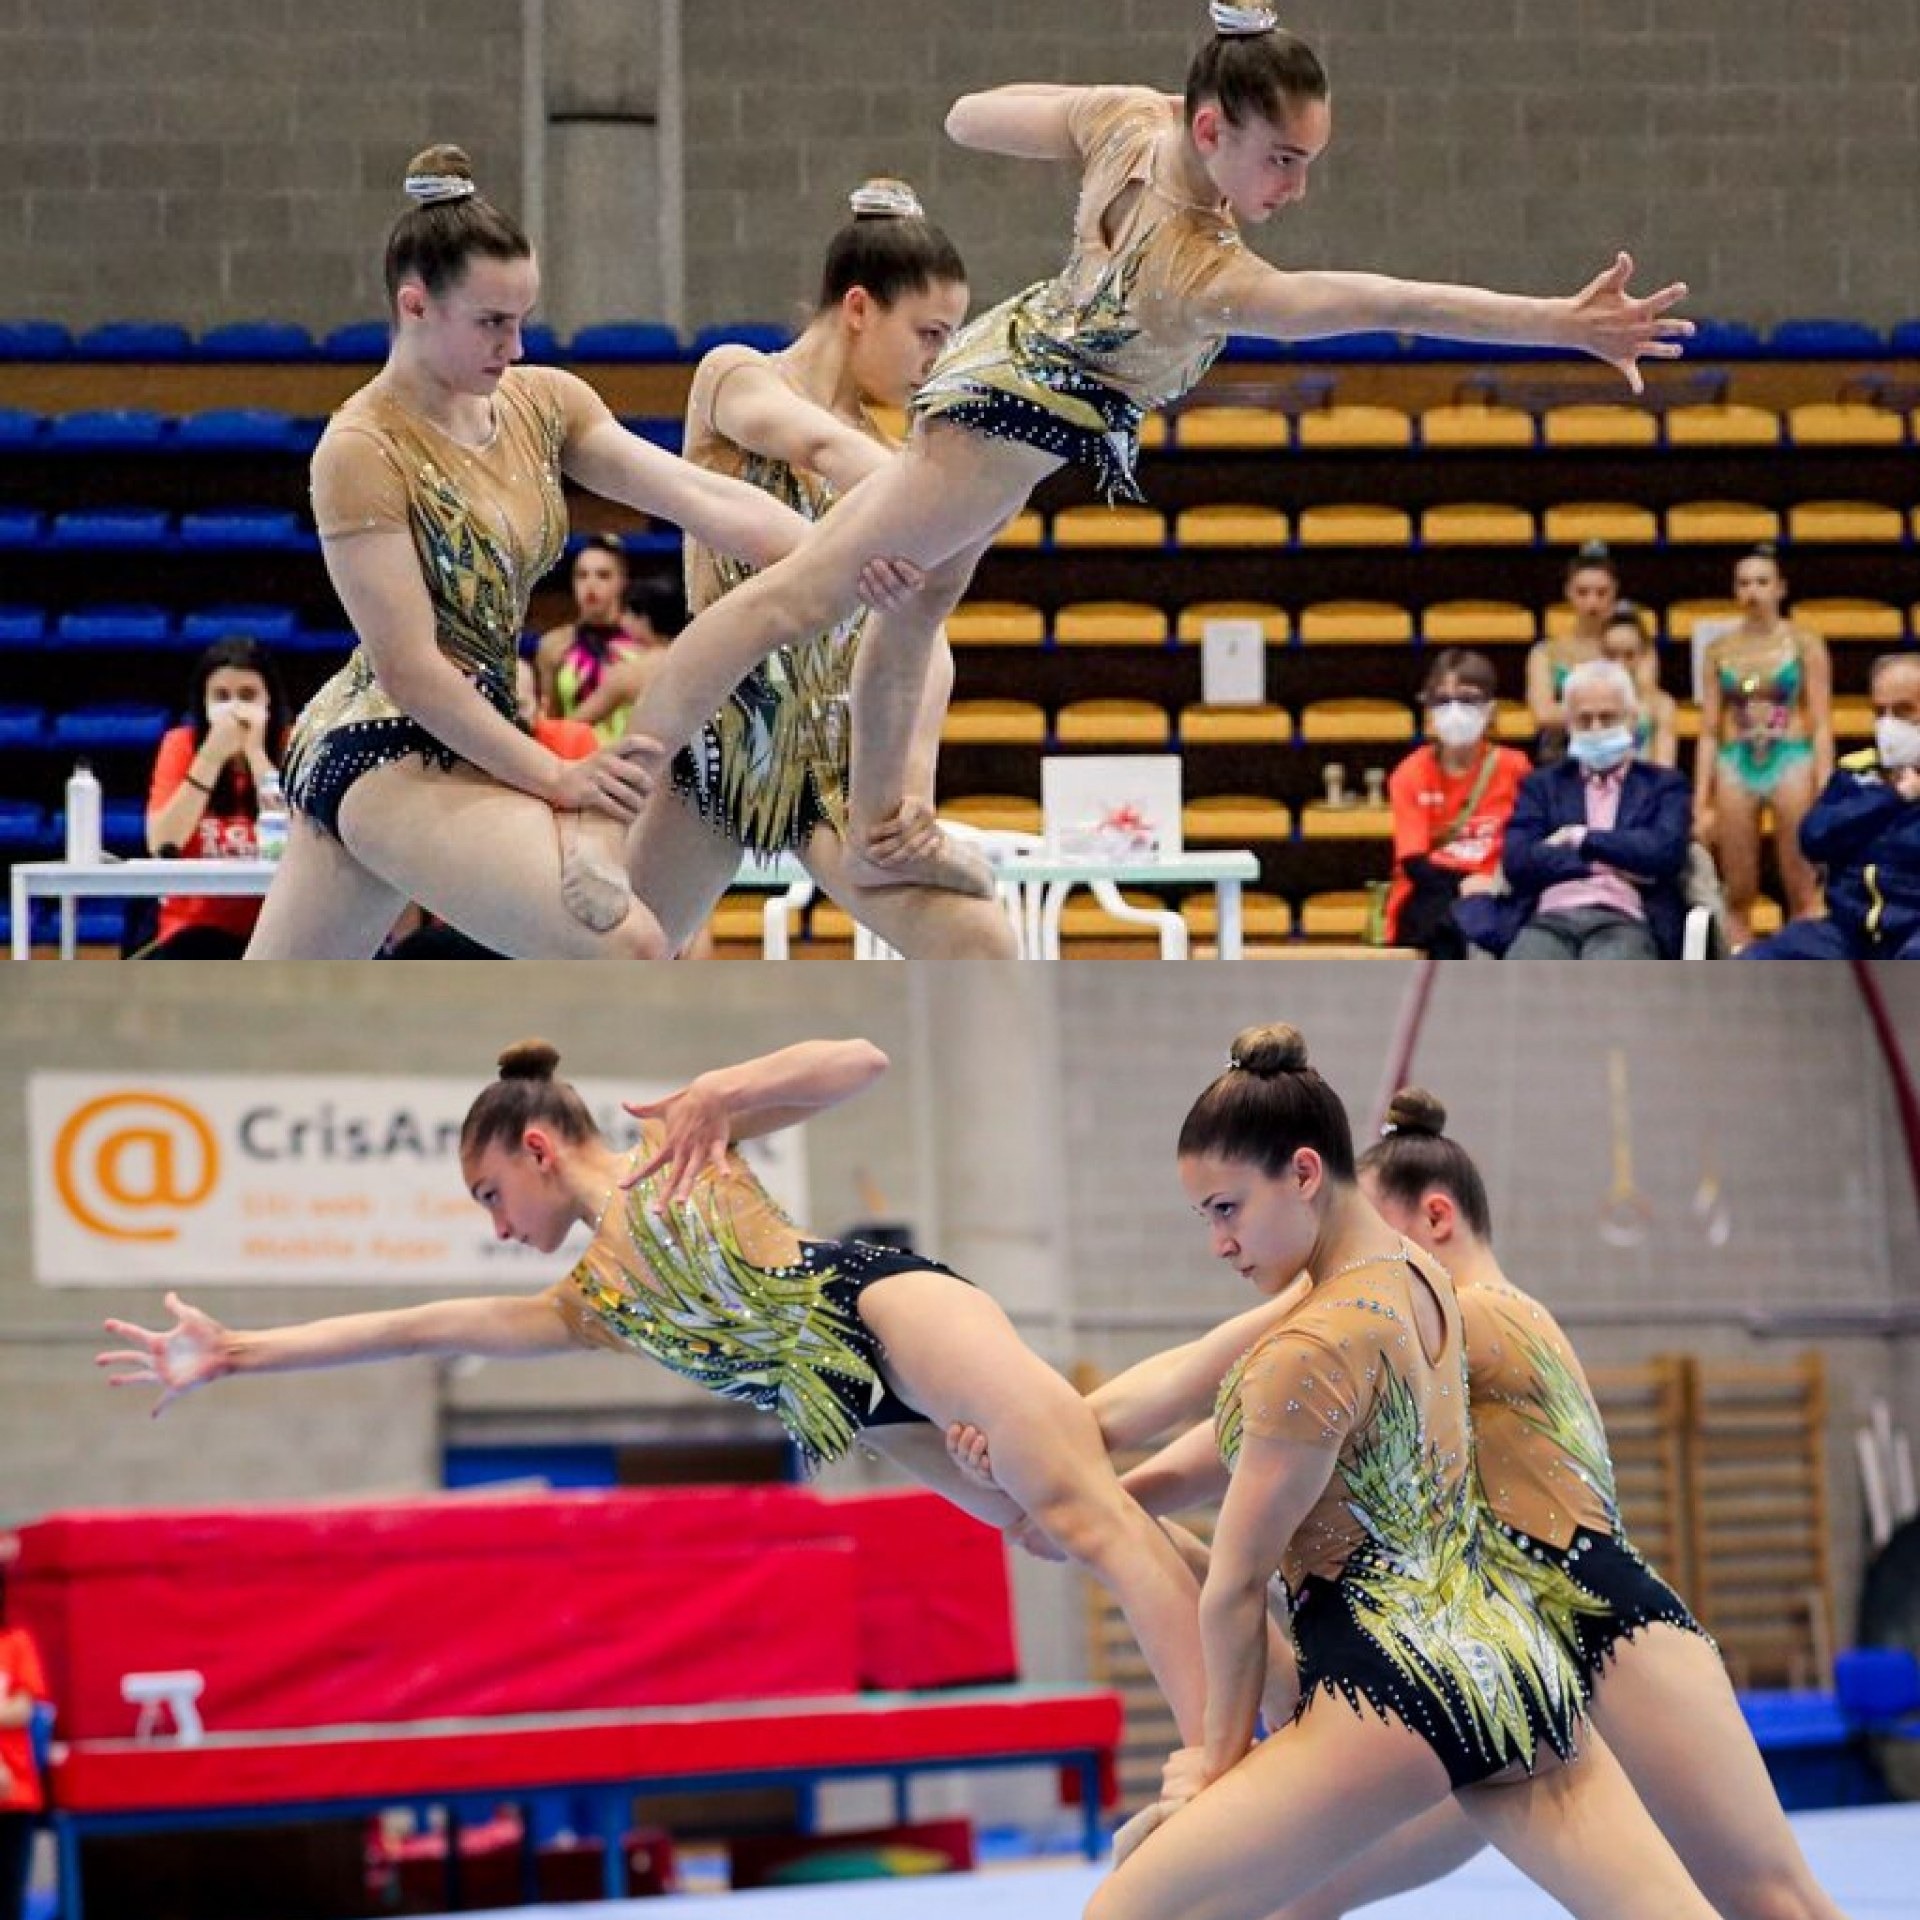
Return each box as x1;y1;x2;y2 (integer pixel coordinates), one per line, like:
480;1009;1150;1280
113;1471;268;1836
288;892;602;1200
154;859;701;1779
142;637;293;958
0;1559;48;1920
515;653;598;763
1385;649;1530;953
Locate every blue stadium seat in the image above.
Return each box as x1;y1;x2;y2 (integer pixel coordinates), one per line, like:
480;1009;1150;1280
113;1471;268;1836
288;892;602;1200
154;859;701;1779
0;408;42;446
623;417;685;453
55;607;173;647
283;626;357;657
197;320;317;360
47;409;169;449
52;705;172;749
0;510;42;547
175;408;302;451
0;608;47;646
1890;319;1920;356
1300;330;1405;361
0;706;47;748
520;324;561;363
76;320;194;359
1217;336;1291;363
322;320;392;360
0;320;74;359
51;509;170;548
103;799;149;850
1687;318;1765;358
1768;317;1886;358
569;321;683;360
180;606;300;645
687;322;792;356
177;509;308;549
0;802;52;852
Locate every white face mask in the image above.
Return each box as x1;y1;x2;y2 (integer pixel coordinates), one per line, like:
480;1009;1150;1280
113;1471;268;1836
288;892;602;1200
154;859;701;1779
1876;714;1920;771
1429;700;1490;750
1568;725;1635;773
207;692;268;723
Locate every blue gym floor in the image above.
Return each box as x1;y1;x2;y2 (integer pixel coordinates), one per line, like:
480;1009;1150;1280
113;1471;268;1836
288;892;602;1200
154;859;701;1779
415;1803;1920;1918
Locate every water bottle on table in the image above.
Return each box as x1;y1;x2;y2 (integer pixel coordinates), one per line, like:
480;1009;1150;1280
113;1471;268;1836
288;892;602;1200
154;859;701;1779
65;760;102;864
255;771;291;861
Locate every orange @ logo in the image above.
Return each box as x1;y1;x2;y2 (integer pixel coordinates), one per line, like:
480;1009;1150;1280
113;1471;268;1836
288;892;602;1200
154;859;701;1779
53;1093;220;1241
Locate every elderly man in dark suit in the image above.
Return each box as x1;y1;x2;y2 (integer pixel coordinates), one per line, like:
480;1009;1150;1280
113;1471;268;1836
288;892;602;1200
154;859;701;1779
1478;659;1694;958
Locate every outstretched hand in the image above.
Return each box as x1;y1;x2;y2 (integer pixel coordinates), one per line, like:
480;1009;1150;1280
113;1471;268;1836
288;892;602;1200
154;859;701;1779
96;1291;231;1418
621;1078;733;1208
1562;251;1692;394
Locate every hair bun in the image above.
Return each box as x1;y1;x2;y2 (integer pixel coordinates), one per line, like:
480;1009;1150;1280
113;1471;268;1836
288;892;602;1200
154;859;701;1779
497;1039;561;1082
848;177;924;220
1575;537;1613;564
1228;1022;1308;1077
404;143;478;206
1383;1087;1447;1137
1210;1;1281;34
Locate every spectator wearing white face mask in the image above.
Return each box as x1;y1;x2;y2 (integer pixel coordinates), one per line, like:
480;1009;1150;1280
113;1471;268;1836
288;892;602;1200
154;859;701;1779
1459;658;1693;959
1384;649;1531;953
141;636;293;957
1744;652;1920;959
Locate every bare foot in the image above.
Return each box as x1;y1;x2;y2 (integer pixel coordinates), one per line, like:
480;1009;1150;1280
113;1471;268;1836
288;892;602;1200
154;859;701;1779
558;811;632;933
846;811;997;898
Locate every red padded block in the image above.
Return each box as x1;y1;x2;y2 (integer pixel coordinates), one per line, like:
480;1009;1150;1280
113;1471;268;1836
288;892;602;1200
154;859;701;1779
52;1689;1127;1813
822;1491;1017;1688
15;1490;860;1739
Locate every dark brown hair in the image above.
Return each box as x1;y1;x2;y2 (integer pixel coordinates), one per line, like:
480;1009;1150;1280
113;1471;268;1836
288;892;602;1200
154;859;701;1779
459;1040;599;1161
384;144;532;309
1421;648;1497;703
1359;1087;1493;1240
1185;23;1329;129
1177;1022;1356;1182
818;179;967;310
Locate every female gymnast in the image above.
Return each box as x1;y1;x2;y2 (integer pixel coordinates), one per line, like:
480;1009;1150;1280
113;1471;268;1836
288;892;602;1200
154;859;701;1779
612;2;1692;896
96;1036;1206;1744
1695;544;1834;948
955;1027;1725;1920
628;180;1016;955
243;145;913;959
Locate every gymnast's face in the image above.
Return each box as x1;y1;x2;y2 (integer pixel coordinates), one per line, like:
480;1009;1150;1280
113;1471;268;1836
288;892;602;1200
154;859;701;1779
463;1131;576;1254
846;278;971;408
1180;1149;1320;1292
1195;96;1330;225
1733;555;1786;621
402;253;542;396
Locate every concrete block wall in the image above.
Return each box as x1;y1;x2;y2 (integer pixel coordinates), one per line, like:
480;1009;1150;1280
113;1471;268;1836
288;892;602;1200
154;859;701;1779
4;1;1918;330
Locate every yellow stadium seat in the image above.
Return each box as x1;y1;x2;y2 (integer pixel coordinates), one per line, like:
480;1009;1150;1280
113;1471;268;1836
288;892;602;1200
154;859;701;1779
1177;600;1291;644
1663;598;1741;639
1542;404;1659;447
1181;890;1295;947
1665;500;1782;544
1297;503;1413;546
1296;404;1414;448
1419;403;1535;448
1788;402;1906;446
1180;703;1293;743
941;793;1044;833
1788;499;1905;542
1749;897;1785;938
1052;505;1167;547
1423;599;1537;646
1139;412;1170;450
994;510;1045;548
1298;801;1394;840
709;891;777;948
806;903;861;948
1300;698;1416;744
947;600;1045;645
1675;703;1703;741
942;699;1046;745
1173;404;1291;449
1174;503;1291;546
1832;696;1876;742
1053;600;1170;645
1055;890;1179;950
1298;601;1415;646
1543;501;1660;545
1182;795;1293;843
1419;502;1537;546
1055;698;1173;745
1664;403;1782;446
1299;891;1375;940
1795;598;1905;642
1494;699;1534;743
